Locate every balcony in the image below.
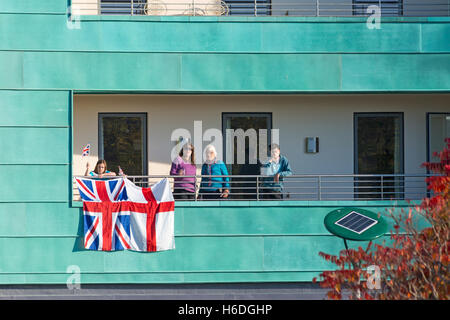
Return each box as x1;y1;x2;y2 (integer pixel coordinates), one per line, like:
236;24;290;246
73;173;433;202
70;0;450;17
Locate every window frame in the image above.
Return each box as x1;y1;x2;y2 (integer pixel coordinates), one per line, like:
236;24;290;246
221;112;273;170
426;112;450;165
353;112;405;200
98;112;148;175
353;112;404;175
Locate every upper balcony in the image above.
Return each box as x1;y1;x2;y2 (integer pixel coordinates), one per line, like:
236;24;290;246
71;0;450;17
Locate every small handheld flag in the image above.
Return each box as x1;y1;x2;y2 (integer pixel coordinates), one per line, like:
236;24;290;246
82;144;90;157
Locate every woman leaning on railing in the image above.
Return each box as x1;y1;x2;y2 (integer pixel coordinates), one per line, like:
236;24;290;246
170;141;197;200
199;145;230;200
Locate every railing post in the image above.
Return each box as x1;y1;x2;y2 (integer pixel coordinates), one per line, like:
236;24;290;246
318;176;322;200
254;0;257;16
256;176;260;201
131;0;134;15
381;175;384;200
195;175;198;202
316;0;320;17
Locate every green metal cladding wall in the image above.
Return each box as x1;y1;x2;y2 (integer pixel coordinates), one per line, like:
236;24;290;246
0;0;448;284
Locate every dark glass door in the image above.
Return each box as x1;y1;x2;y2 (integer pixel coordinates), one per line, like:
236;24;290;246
428;113;450;163
222;113;272;199
354;113;404;199
99;113;147;176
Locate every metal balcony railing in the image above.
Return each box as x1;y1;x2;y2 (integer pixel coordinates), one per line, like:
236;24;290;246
73;173;435;202
70;0;450;17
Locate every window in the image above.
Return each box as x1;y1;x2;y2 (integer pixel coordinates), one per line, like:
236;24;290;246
353;0;403;16
98;113;147;176
354;113;404;199
427;113;450;163
100;0;147;15
222;113;272;199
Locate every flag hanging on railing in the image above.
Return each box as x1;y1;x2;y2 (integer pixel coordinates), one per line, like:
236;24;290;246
75;177;175;252
82;144;90;157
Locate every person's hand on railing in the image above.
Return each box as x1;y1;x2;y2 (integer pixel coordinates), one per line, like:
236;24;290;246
220;189;229;198
118;166;127;178
274;173;280;183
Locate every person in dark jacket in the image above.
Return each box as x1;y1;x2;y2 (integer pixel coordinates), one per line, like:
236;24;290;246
260;143;292;199
200;145;230;200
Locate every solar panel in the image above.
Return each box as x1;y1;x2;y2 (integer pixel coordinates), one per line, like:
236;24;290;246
334;211;378;234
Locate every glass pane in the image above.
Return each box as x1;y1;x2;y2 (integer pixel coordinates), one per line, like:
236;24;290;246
357;115;402;174
101;115;145;176
226;115;270;174
355;114;403;199
429;114;450;162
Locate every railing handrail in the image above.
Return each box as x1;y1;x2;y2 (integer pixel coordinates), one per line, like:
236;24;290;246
72;173;438;178
72;172;435;201
70;0;450;17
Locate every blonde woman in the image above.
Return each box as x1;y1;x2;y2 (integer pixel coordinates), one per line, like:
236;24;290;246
199;145;230;200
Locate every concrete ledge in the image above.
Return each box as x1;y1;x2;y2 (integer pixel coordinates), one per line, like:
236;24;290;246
0;282;330;300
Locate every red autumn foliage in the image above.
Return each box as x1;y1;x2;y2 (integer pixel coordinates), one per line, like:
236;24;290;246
314;138;450;300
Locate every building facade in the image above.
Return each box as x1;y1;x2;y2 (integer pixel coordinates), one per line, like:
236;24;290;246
0;0;449;296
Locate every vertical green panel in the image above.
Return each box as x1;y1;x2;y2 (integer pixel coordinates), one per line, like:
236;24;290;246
421;23;450;52
0;238;104;274
22;52;181;90
341;54;450;91
0;14;68;51
261;22;421;53
0;0;66;13
0;203;80;236
0;128;69;163
0;90;69;126
180;206;331;234
0;52;23;88
180;54;341;91
263;236;341;270
0;165;69;201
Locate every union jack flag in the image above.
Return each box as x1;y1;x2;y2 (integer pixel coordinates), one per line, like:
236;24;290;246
75;178;126;202
75;177;175;252
82;144;90;157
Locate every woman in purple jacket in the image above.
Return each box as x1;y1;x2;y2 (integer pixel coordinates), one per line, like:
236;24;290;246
170;142;197;200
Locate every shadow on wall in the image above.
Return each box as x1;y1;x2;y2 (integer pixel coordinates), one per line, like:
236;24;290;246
72;208;85;252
